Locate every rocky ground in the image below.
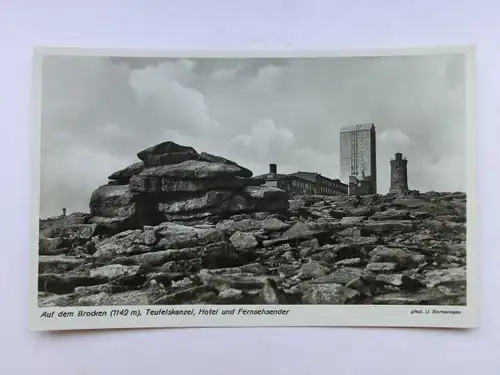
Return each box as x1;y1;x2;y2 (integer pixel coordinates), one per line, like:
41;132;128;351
38;190;467;307
38;141;467;307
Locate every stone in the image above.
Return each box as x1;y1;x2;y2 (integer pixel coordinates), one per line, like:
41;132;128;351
301;283;360;304
281;222;316;241
143;150;200;167
38;256;84;274
76;289;169;306
39;212;91;237
371;209;410;221
89;185;138;218
243;185;289;200
88;216;133;234
108;161;144;182
39;236;65;255
38;273;107;295
335;258;362;267
92;229;155;258
137;141;198;161
229;231;259;250
368;246;413;265
371;288;466;305
156;223;225;250
337;227;362;237
278;264;299;278
158;190;233;214
391;197;428;208
197;270;274;291
311;267;363;285
129;175;262;194
365;262;399;273
329;209;349;219
261;279;287;304
215;219;261;234
47;224;97;242
109;241;231;268
337;216;365;227
89;265;140;281
349;207;373;217
422;267;466;288
198;152;253;178
153;285;218;305
299;261;330;279
262;218;291;232
289;199;305;211
375;274;422;290
138;160;250;180
362;220;415;234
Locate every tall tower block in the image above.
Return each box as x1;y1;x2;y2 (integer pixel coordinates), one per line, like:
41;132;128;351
339;123;377;195
389;152;408;194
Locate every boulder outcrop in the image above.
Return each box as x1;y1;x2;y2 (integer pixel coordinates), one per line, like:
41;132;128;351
38;172;467;306
89;142;289;234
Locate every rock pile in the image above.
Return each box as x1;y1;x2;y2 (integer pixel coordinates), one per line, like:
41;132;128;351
87;141;289;234
38;181;467;307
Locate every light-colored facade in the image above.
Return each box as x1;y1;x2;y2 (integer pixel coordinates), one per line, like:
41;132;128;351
339;123;377;194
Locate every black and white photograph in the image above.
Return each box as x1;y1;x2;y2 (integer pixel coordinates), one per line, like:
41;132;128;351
31;46;477;330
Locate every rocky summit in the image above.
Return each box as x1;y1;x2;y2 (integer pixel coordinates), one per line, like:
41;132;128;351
38;141;467;307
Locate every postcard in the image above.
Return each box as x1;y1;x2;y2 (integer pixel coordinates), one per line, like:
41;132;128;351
30;46;478;331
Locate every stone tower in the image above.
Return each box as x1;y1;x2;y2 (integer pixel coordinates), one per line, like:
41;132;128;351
389;152;408;194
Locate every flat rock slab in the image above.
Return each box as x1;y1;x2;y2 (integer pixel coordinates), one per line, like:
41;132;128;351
229;231;258;250
371;209;410;221
158;190;233;214
93;229;157;258
89;185;138;217
156;223;226;250
243;185;289;200
137;141;198;161
38;273;107;295
300;283;360;304
311;267;363;285
143;150;199;167
362;220;415;234
371;288;466;305
365;262;399;273
39;236;65;255
89;216;133;235
422;266;466;288
108;161;144;181
198;152;253;178
38;256;85;274
299;261;331;279
76;289;169;306
129;175;263;194
216;219;264;234
375;274;422;290
139;160;250;179
368;246;414;265
89;264;140;281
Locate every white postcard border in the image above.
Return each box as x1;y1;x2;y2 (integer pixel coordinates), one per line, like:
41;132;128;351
29;45;478;331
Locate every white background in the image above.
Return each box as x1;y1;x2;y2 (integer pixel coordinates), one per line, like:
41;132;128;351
1;1;498;374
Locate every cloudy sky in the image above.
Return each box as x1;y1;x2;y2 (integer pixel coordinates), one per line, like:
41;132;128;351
39;52;466;218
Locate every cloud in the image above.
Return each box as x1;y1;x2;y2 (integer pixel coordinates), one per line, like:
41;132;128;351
39;53;466;217
231;118;295;155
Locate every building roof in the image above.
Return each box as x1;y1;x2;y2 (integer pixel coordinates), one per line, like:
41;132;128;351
291;171;318;183
253;172;319;184
255;170;348;187
339;123;375;133
253;172;289;180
